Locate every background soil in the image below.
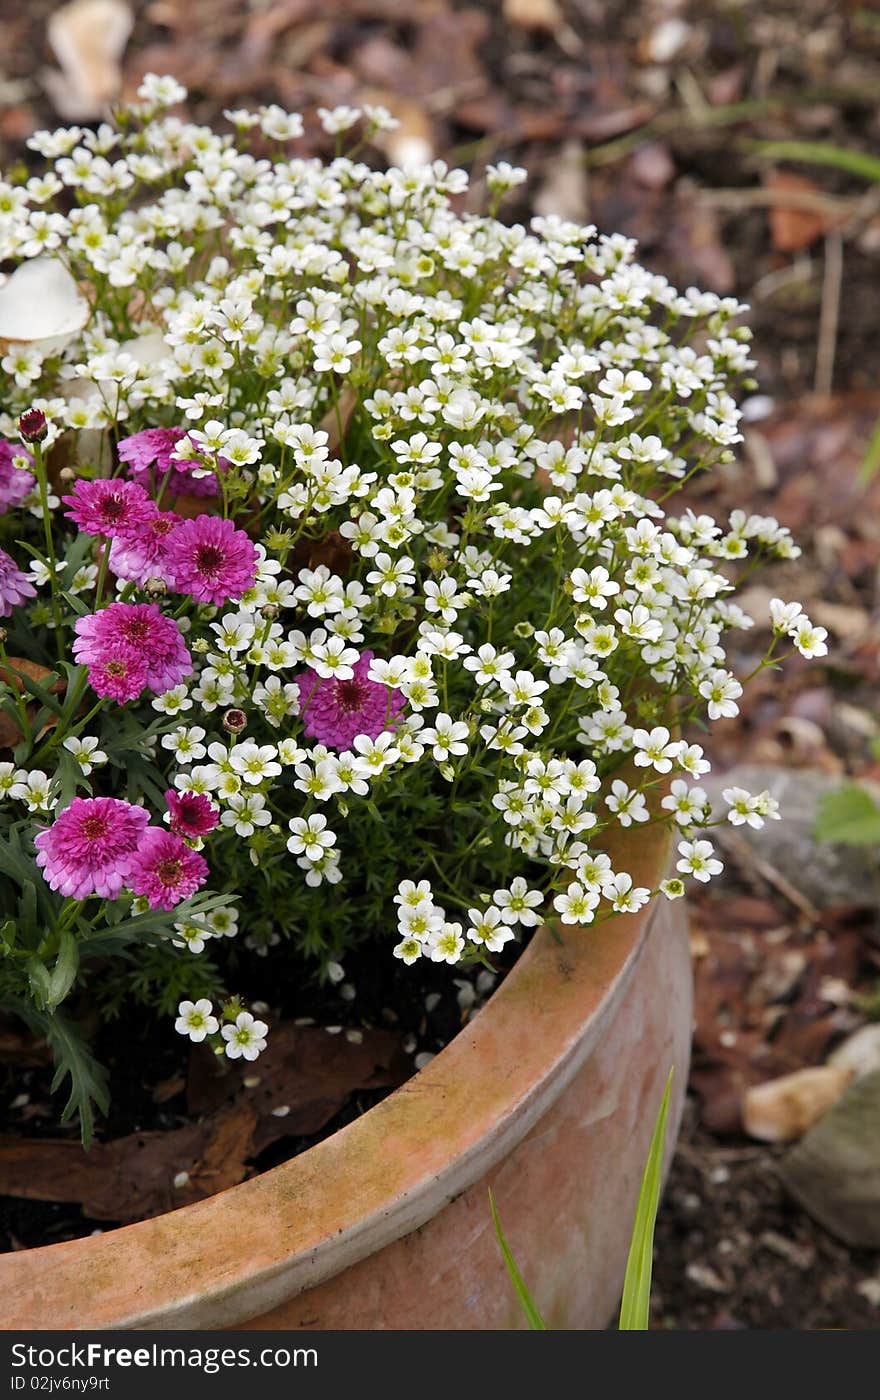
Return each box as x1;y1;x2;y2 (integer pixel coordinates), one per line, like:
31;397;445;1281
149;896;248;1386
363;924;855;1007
2;0;880;1330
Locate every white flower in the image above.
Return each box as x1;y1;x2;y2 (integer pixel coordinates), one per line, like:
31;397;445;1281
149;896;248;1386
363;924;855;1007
161;726;207;762
229;742;282;785
719;787;757;827
602;872;651;913
698;669;743;720
552;883;600;925
676;839;724;883
493;877;543;927
421;713;469;761
466;905;513;952
222;1011;269;1061
174;999;219;1042
790;617;828;659
662;779;708;827
632;726;681;774
425;922;466;963
61;735;107;774
221;791;271;837
287;814;337;861
605;779;649;827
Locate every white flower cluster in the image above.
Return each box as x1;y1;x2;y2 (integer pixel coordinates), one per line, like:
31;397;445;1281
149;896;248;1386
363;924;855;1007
0;76;823;1005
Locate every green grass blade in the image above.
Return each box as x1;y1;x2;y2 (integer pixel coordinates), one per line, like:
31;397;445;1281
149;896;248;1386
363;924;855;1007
748;139;880;184
618;1068;674;1331
489;1189;546;1330
857;412;880;487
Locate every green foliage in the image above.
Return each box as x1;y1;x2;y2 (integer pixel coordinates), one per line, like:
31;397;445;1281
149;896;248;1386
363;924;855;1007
492;1067;674;1330
619;1068;673;1330
489;1189;547;1330
815;783;880;846
749;139;880;185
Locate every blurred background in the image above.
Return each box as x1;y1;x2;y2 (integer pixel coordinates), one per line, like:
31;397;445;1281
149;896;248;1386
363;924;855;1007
2;0;880;1329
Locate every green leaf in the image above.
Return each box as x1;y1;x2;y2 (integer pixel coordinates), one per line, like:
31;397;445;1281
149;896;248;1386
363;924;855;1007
815;784;880;846
489;1188;547;1330
748;139;880;184
7;999;110;1148
857;412;880;487
619;1067;673;1331
47;930;80;1010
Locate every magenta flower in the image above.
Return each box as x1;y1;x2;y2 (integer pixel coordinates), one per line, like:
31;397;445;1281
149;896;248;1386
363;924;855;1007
126;827;208;910
34;796;150;900
165;789;219;840
0;440;35;514
85;642;149;704
0;547;37;618
166;515;258;605
297;649;406;750
118;427;222;499
62;477;157;539
108;509;182;587
73;602;191;695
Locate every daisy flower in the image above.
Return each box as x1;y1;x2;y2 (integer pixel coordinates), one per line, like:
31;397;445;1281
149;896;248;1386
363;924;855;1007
0;547;37;617
166;515;258;605
126;827;209;910
297;649;406;750
62;477;157;539
34;796;150;900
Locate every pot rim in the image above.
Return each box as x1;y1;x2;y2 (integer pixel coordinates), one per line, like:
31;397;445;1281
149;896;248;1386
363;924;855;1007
0;820;673;1329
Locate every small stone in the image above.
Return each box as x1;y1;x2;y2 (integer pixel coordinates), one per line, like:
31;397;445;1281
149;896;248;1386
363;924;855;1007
685;1262;729;1294
172;1171;190;1189
702;765;880;910
414;1051;435;1070
345;1028;363;1045
475;970;497;996
251;1000;269;1015
454;978;476;1011
780;1069;880;1247
326;961;345;984
758;1230;815;1269
710;1165;730;1186
324;1025;342;1035
402;1033;417;1054
10;1093;29;1109
829;1025;880;1082
294;1016;315;1027
743;1066;853;1143
271;1105;290;1118
340;982;356;1002
424;992;442;1013
856;1277;880;1307
242;1075;260;1089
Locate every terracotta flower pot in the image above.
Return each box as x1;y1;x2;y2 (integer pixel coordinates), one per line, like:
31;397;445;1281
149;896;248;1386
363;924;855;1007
0;820;692;1331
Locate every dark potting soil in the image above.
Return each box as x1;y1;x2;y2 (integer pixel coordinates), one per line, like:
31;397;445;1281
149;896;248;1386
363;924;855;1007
0;934;516;1253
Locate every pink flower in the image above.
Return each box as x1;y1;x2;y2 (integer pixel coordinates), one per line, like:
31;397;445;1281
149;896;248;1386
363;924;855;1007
0;440;35;514
34;796;150;900
166;515;258;605
62;477;157;539
118;427;222;499
165;789;219;840
108;509;182;587
0;547;37;617
126;827;208;910
297;649;406;750
84;642;149;704
73;602;191;695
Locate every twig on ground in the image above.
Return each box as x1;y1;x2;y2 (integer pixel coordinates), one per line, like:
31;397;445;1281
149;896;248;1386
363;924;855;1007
814;231;844;397
712;827;820;924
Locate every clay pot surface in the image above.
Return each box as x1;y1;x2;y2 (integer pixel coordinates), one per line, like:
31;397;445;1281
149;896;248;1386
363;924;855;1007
0;820;691;1330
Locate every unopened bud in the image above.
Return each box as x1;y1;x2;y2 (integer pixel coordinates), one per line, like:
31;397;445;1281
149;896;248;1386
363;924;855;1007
222;707;247;734
18;408;47;443
59;467;76;483
261;602;280;620
143;576;167;600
